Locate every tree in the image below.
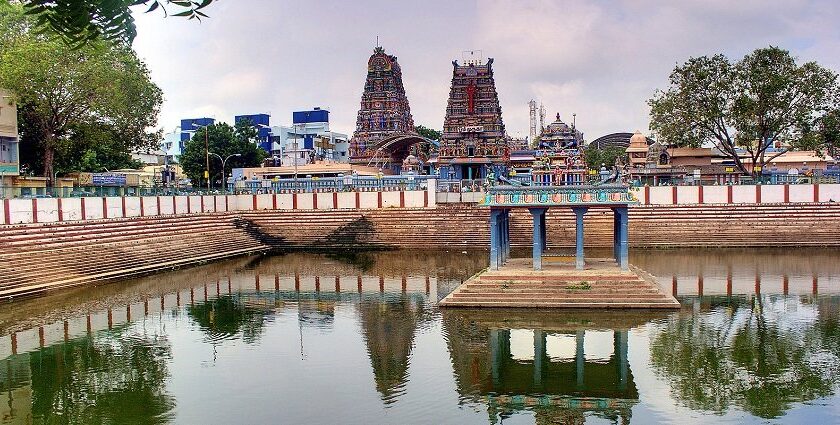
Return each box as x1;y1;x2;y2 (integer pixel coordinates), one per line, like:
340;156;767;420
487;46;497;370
649;47;839;176
0;2;162;180
584;146;626;170
179;121;267;188
21;0;216;47
816;109;840;159
414;125;441;142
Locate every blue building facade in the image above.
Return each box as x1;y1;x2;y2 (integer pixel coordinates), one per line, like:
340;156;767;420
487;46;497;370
179;117;215;152
235;113;272;152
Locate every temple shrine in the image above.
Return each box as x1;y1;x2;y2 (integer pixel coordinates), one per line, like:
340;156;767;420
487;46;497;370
436;51;508;181
349;47;418;172
440;184;680;309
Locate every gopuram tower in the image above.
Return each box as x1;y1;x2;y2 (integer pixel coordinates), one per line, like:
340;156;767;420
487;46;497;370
438;51;507;181
349;47;416;169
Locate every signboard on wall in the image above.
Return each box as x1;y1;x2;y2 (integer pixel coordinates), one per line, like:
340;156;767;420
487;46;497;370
92;173;127;186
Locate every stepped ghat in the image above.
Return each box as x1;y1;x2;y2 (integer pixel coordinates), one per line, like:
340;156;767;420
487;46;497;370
440;184;680;308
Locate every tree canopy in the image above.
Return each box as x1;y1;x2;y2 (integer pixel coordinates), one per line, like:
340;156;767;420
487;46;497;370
648;46;840;175
584;146;626;170
20;0;216;47
179;120;267;188
0;1;163;180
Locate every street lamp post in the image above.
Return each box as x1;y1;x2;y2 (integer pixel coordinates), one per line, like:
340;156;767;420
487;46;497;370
192;122;211;191
209;152;241;194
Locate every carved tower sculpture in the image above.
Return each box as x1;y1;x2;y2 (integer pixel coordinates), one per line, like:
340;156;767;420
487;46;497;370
349;47;416;166
438;53;507;180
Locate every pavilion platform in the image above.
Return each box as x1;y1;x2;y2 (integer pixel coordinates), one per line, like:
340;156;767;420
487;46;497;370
440;257;679;308
440;184;681;309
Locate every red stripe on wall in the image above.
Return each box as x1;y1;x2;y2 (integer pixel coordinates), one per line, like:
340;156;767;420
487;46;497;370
32;199;38;223
57;197;63;221
272;194;277;210
671;186;678;204
399;191;405;208
121;196;127;217
156;196;161;215
186;196;190;214
252;194;257;210
756;185;761;203
424;190;428;207
698;186;704;204
783;185;790;203
292;193;298;210
333;192;338;209
727;185;733;203
3;199;11;224
201;196;205;212
377;192;383;208
356;192;361;209
139;196;144;216
814;184;820;202
313;193;318;209
103;198;108;219
80;197;86;220
644;186;650;205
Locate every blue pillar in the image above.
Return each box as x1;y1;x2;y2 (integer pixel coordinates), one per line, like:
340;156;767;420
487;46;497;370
503;210;511;262
529;208;546;270
489;209;501;270
612;208;620;263
572;207;588;270
616;207;629;270
540;211;547;251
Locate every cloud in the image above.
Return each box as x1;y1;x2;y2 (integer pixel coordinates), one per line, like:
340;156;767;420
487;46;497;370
132;0;840;141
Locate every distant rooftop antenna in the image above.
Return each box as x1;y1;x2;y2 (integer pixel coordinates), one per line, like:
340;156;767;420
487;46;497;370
462;50;484;66
539;103;546;132
376;35;379;48
529;100;538;143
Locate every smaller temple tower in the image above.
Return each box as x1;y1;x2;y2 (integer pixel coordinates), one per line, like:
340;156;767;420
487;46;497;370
349;47;416;167
438;51;507;180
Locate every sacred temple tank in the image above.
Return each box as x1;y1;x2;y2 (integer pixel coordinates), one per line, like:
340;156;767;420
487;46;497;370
438;52;507;181
349;47;417;166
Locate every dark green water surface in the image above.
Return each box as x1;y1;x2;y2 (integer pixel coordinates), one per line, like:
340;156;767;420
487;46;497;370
1;248;839;424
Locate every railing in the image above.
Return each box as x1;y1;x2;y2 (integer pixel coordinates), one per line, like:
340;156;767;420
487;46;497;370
234;175;433;193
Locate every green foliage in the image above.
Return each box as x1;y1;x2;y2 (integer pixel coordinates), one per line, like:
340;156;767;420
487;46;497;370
0;1;162;179
649;297;838;418
649;46;840;175
179;121;267;188
584;146;626;170
20;0;215;47
414;125;441;141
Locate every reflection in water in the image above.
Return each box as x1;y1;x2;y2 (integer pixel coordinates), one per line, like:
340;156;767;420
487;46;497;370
357;294;431;404
442;310;668;424
0;248;838;424
2;325;173;424
187;295;277;343
650;295;840;419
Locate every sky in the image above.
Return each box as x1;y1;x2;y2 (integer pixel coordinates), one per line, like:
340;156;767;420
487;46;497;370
132;0;840;142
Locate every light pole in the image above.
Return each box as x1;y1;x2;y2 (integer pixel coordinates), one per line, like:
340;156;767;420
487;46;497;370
210;153;241;194
192;122;211;191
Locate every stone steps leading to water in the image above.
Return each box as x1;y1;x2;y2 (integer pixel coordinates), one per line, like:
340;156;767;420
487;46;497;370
439;260;680;309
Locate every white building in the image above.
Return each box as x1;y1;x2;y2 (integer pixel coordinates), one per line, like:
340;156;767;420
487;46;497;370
268;121;349;166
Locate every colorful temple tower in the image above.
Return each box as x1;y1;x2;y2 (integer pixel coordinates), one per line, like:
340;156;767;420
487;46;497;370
349;47;416;169
438;52;507;180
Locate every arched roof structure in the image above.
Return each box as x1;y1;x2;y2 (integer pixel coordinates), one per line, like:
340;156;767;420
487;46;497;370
588;133;655;150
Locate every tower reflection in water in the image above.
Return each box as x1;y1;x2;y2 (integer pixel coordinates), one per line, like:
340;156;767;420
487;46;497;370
1;249;839;424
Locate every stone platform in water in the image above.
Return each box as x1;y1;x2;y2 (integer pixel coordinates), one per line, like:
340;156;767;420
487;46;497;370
440;257;680;309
